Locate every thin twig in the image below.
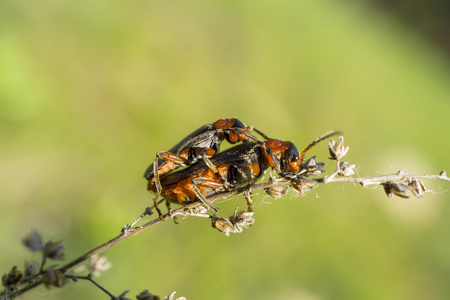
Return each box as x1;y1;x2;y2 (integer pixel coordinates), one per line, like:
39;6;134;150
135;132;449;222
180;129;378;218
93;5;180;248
5;170;449;299
66;274;118;300
54;170;450;275
319;171;450;185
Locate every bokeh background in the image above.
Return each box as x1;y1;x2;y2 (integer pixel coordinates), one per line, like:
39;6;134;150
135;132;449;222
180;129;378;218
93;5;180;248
1;0;449;299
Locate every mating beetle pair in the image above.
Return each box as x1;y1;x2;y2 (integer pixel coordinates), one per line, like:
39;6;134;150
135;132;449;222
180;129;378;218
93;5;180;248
143;118;337;218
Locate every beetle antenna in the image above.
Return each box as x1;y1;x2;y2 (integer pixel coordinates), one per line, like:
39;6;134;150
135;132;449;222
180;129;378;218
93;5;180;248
299;129;341;162
253;128;270;140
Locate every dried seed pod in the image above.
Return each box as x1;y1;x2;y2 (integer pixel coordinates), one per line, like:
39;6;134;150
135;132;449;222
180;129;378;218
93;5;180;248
22;230;43;252
291;180;317;196
24;260;39;277
264;173;288;199
88;255;112;277
184;205;208;215
212;217;238;236
230;210;255;228
42;267;68;288
2;266;23;289
407;178;426;198
211;210;255;236
43;241;66;261
265;185;289;199
165;291;187;300
300;156;325;176
339;161;356;177
382;181;412;199
328;136;349;160
136;289;160;300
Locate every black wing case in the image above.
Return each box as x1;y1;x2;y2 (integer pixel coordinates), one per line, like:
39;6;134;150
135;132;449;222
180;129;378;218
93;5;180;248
160;142;262;186
143;124;214;179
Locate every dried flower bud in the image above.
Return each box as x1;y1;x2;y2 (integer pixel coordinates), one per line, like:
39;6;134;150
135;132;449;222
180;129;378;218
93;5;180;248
300;156;325;176
165;291;187;300
290;180;317;196
2;266;23;289
338;161;356;177
23;230;43;252
212;217;238;236
88;255;112;277
24;260;40;277
212;210;255;236
43;240;66;261
265;185;288;199
42;267;68;288
230;210;255;228
264;173;288;199
328;136;349;160
407;178;426;198
137;290;160;300
184;205;208;215
382;181;412;199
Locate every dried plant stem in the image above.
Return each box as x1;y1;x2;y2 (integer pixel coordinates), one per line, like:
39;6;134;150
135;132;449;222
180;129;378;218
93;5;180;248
323;158;342;183
205;171;450;199
321;171;450;185
6;170;449;299
57;170;450;275
65;274;117;299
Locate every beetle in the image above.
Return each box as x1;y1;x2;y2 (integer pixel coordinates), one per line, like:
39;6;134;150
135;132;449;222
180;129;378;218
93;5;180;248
143;118;265;180
144;118;267;216
148;130;339;217
153;141;266;212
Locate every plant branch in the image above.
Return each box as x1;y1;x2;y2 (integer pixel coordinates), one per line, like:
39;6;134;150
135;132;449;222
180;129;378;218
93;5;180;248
4;168;449;299
66;274;118;300
33;170;450;275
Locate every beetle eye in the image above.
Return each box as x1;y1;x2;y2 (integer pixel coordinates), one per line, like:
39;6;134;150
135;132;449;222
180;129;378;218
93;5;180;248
231;118;246;129
285;144;299;162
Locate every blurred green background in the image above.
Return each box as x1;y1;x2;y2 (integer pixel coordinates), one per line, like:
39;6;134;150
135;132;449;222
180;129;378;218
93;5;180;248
1;0;450;299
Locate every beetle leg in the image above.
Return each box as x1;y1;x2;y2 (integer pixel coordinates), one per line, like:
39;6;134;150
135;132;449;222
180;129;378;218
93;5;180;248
244;188;254;212
233;160;255;212
164;199;179;224
151;150;193;219
191;178;219;213
202;155;233;190
267;148;282;174
243;165;255;212
155;151;188;176
224;128;266;146
152;155;164;219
